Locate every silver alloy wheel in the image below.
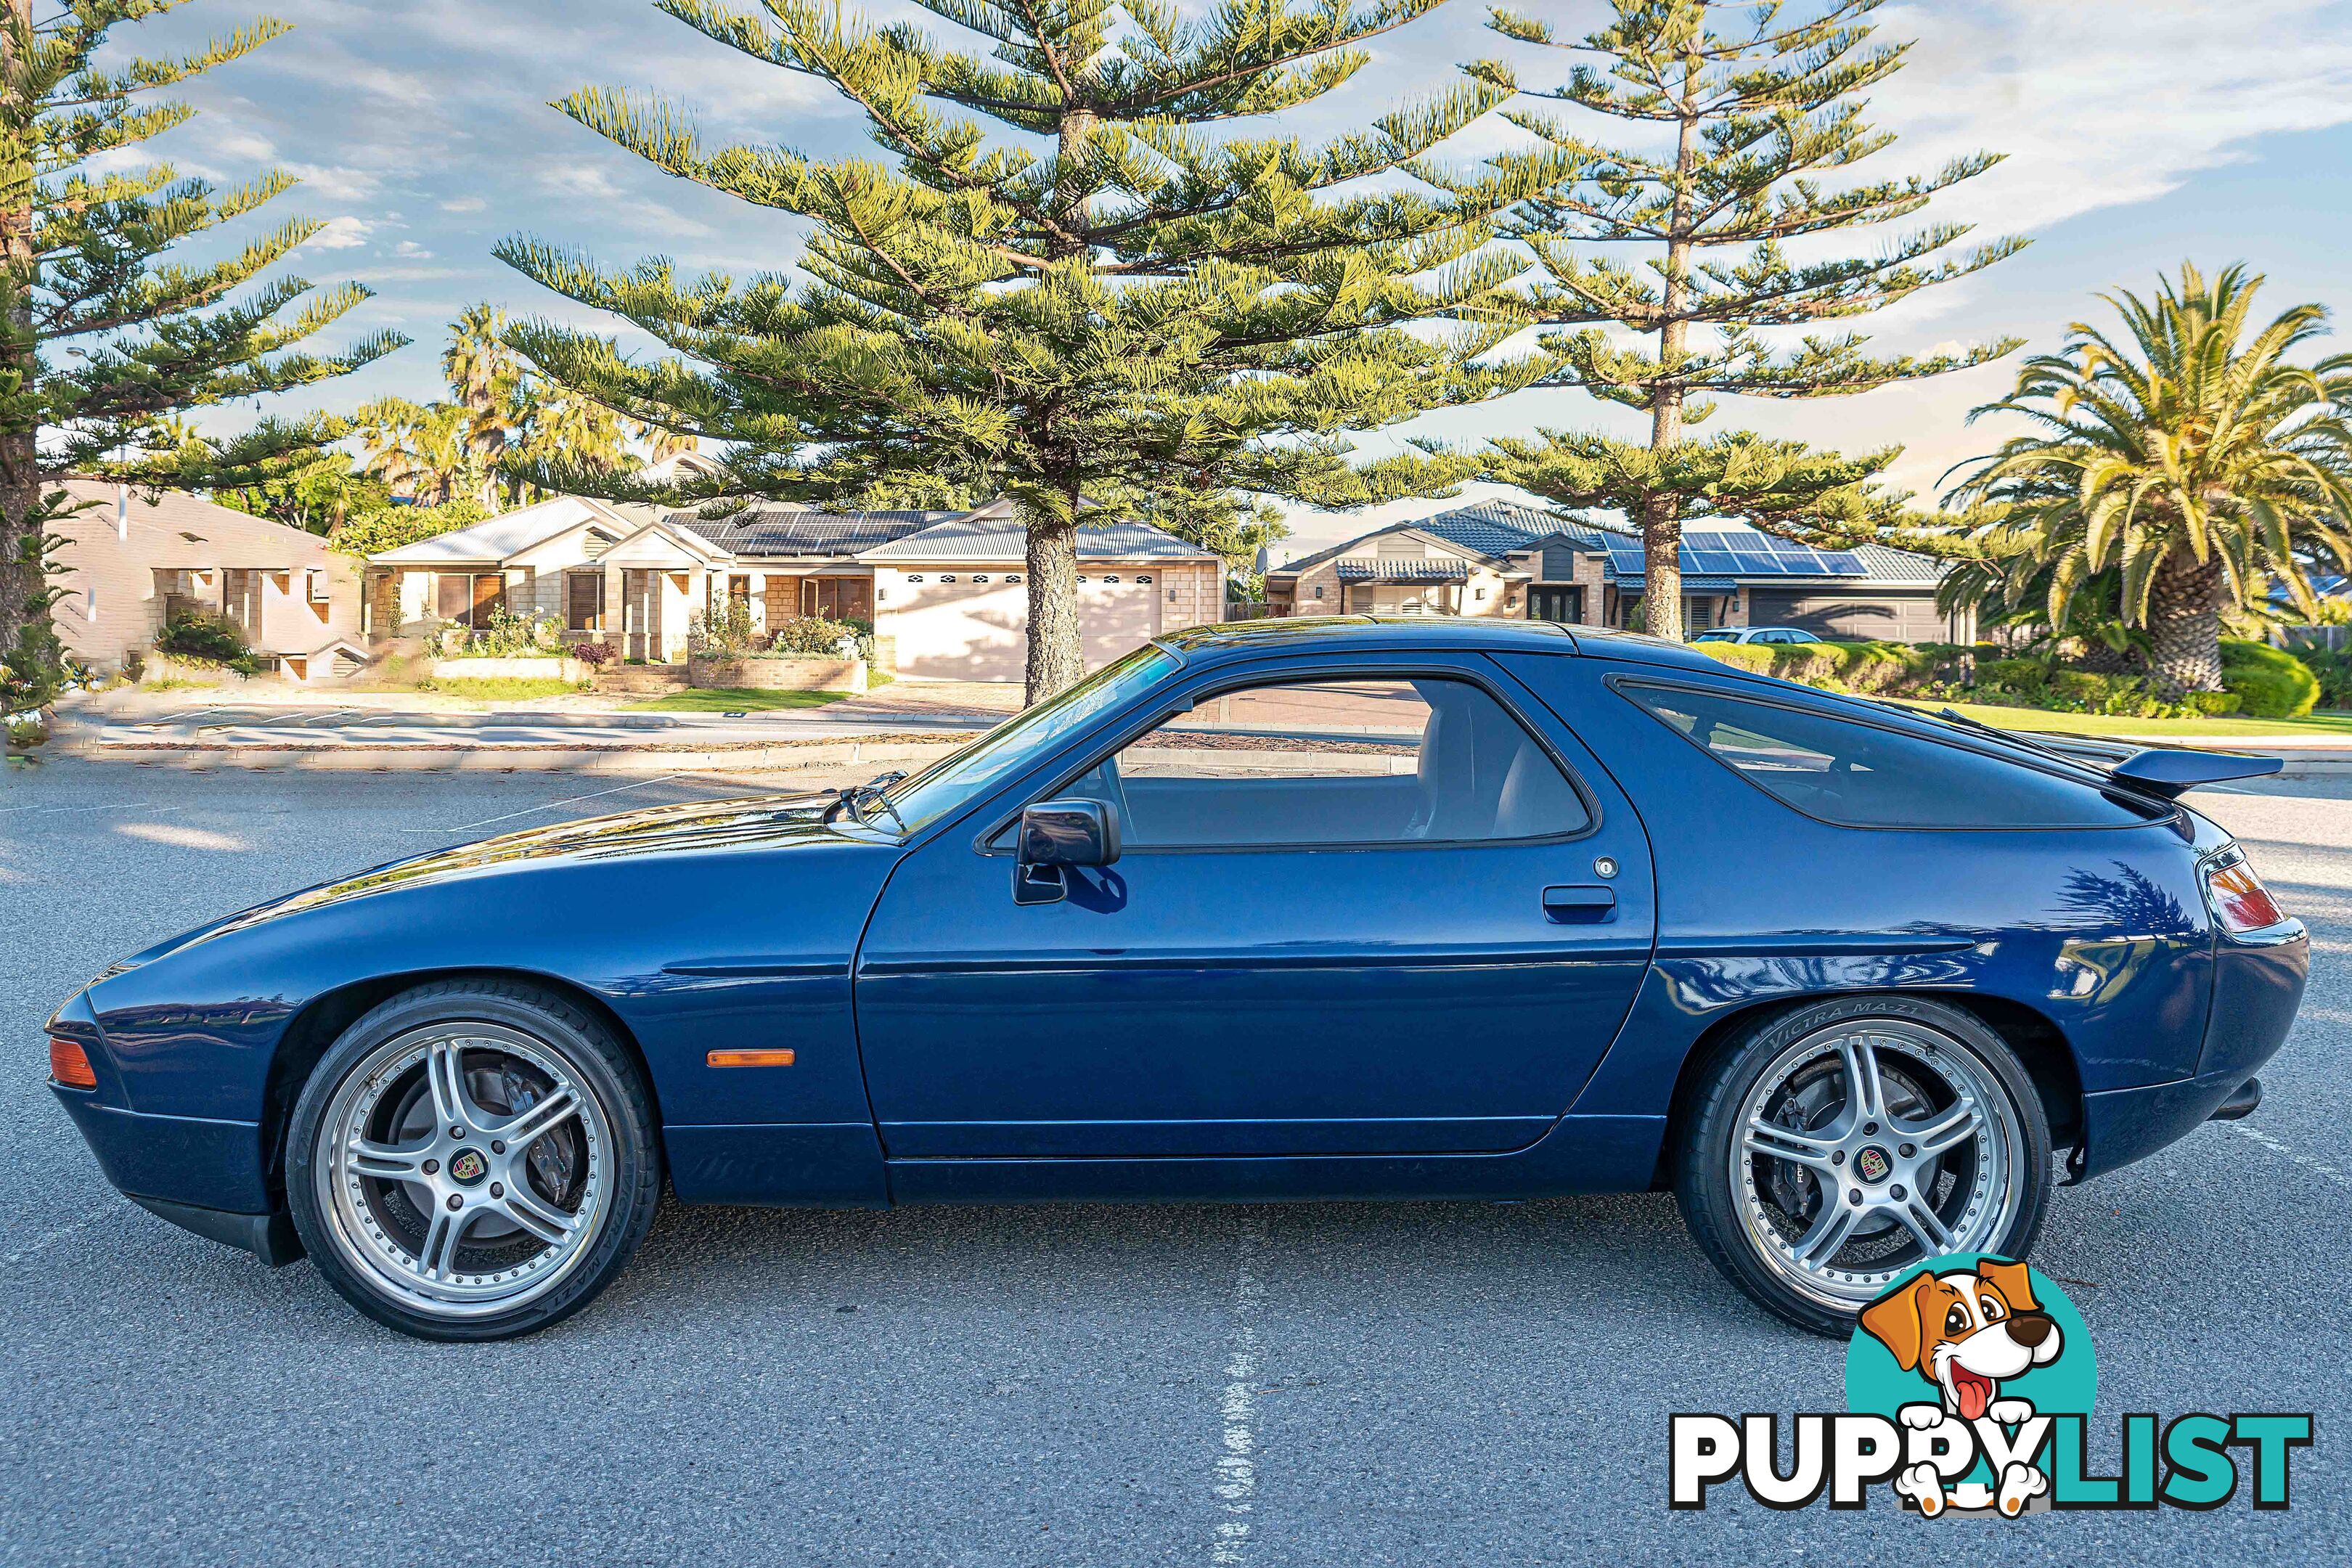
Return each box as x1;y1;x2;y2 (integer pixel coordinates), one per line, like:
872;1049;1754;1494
314;1021;613;1321
1729;1018;2028;1311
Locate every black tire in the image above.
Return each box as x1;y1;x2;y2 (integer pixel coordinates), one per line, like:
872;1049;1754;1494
1672;995;2054;1338
285;979;661;1342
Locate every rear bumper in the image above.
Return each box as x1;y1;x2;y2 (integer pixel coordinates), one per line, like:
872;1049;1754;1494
53;1087;277;1235
2075;1063;2269;1181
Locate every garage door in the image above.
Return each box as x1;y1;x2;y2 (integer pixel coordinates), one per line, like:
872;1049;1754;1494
891;573;1027;680
1747;589;1930;642
1079;571;1161;669
889;570;1164;681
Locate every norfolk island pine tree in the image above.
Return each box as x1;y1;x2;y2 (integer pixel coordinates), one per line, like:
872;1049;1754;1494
1458;0;2023;640
495;0;1567;702
0;0;403;714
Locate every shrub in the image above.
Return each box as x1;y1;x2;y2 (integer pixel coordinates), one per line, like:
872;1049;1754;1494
155;610;268;676
1690;639;1974;696
2295;643;2352;709
2221;639;2319;718
571;640;615;666
690;597;758;658
764;615;866;658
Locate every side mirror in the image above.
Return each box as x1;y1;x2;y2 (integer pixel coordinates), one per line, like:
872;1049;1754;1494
1013;799;1121;905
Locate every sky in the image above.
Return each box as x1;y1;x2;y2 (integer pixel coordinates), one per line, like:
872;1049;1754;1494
106;0;2352;558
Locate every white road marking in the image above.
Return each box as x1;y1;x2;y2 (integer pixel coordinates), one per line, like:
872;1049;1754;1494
2231;1122;2351;1188
0;799;179;816
421;774;683;834
1212;1217;1265;1567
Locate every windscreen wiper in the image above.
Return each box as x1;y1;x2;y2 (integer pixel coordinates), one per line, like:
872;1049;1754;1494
822;771;907;833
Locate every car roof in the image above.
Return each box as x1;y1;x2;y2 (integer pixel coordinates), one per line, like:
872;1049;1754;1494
1164;615;1729;674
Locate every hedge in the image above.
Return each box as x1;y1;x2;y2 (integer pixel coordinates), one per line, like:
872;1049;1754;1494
1689;639;1974;696
2221;638;2319;719
1691;634;2315;719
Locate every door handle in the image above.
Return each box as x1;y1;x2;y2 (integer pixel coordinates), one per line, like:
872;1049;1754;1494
1542;884;1617;923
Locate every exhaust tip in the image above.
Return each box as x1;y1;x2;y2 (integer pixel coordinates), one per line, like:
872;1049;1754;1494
2208;1077;2263;1122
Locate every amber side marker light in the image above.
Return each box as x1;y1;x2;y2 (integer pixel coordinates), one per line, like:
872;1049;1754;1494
707;1048;796;1068
49;1037;97;1089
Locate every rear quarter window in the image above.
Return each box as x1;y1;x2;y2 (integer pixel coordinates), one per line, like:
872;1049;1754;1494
1620;682;2154;829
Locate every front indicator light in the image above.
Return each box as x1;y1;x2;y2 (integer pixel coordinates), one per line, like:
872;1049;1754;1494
707;1048;796;1068
2205;852;2287;934
49;1037;97;1089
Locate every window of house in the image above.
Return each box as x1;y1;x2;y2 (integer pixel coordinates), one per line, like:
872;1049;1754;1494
566;571;605;632
1053;677;1589;848
1620;682;2155;829
434;573;505;628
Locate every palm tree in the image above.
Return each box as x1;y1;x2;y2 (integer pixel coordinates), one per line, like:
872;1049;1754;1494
354;397;473;505
1944;263;2352;694
444;303;523;507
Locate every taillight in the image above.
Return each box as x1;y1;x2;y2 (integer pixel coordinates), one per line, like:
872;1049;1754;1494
48;1037;97;1089
2205;849;2287;934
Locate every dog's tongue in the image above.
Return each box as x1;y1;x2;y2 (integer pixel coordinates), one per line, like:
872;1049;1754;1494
1954;1368;1993;1422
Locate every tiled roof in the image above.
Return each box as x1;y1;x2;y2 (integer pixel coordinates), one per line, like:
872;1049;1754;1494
1407;499;1569;558
1334;560;1472;581
671;506;957;558
859;513;1214;562
1273;501;1952;591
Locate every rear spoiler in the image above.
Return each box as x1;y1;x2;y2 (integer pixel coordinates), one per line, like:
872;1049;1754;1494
2007;732;2284;799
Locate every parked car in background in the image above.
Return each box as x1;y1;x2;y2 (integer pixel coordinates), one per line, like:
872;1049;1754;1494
46;620;2305;1340
1691;626;1824;645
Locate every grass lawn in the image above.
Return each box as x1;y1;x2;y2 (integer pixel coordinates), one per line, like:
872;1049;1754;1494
624;687;852;712
417;677;587;701
1883;698;2352;740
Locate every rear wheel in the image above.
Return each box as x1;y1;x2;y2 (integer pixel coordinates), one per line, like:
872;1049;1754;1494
1673;995;2051;1337
285;980;661;1341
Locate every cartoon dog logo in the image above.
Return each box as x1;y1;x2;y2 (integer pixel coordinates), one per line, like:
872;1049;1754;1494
1859;1258;2065;1516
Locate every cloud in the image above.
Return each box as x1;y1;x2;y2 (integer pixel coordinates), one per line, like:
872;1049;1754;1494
308;215;372;249
439;195;487;213
393;240;434;258
1869;1;2352;232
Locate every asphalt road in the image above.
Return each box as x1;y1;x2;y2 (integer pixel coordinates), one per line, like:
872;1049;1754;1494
3;756;2347;1564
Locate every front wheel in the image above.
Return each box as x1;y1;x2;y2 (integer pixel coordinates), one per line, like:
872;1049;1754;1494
1673;995;2052;1337
285;980;661;1341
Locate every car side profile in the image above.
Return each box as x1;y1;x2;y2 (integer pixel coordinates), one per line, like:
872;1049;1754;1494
45;619;2308;1340
1689;626;1824;645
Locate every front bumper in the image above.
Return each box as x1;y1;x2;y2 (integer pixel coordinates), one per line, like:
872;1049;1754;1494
51;1088;292;1262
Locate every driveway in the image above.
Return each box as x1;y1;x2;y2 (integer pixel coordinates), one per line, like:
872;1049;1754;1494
1;765;2345;1564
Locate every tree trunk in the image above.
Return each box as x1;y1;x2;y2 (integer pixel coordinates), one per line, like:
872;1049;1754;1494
0;0;42;712
1638;49;1703;643
1016;106;1099;706
2144;550;2228;696
1024;507;1083;706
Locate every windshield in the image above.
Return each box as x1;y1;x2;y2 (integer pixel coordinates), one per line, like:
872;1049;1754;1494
881;645;1184;833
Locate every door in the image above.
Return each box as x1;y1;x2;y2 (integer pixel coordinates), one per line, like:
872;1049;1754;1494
1528;585;1583;624
622;569;661;660
854;658;1657;1159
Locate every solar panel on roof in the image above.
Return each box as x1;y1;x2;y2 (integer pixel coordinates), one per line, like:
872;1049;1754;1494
1686;548;1740;573
1726;550;1782;573
1814;551;1867;574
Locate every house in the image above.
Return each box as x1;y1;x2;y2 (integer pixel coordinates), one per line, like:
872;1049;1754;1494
1263;499;1974;642
47;481;367;681
365;495;1226;681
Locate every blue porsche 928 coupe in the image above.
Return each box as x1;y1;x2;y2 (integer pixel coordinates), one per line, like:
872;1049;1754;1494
46;620;2308;1340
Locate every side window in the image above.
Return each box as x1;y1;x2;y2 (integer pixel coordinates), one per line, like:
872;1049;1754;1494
1621;683;2152;829
1063;677;1589;848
